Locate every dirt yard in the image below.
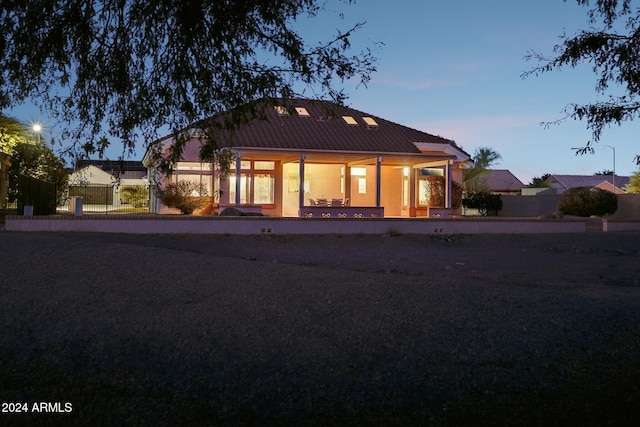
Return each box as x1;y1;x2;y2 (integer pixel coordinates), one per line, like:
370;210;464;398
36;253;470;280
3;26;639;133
1;230;639;426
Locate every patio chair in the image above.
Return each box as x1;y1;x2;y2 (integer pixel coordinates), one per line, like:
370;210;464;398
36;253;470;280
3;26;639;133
331;198;343;207
309;198;316;206
316;198;328;207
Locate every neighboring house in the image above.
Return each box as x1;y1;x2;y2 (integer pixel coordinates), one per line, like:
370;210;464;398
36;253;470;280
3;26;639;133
543;174;630;194
74;160;147;184
68;160;148;206
143;98;472;217
468;169;524;195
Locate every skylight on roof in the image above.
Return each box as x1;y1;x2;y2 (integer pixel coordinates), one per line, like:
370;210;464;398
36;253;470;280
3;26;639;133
342;115;358;125
363;117;378;127
274;106;289;116
295;107;310;117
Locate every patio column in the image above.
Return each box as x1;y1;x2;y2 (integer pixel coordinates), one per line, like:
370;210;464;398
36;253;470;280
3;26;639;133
298;154;306;209
235;152;242;205
445;160;452;209
344;164;351;205
375;157;383;208
409;167;417;217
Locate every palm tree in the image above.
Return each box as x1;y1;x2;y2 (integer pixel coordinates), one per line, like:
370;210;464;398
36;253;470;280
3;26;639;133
463;147;502;192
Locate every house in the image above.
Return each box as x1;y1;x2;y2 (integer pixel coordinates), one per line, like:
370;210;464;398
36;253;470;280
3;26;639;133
67;160;148;206
72;160;147;184
143;99;472;217
543;174;630;194
467;169;524;195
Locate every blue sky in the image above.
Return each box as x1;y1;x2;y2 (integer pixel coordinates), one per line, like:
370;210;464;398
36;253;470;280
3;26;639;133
6;0;638;184
311;0;639;184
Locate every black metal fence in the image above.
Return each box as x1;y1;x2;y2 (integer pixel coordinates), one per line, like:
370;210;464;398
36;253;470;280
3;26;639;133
15;175;58;215
63;184;150;214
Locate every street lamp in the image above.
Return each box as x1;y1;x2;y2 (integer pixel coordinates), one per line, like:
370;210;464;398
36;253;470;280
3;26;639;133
606;145;616;193
32;122;42;144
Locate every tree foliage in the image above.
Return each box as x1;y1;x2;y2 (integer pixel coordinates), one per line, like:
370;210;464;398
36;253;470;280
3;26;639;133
0;113;67;191
523;0;640;163
558;186;617;217
463;147;502;192
119;185;148;208
0;0;378;166
7;139;68;205
0;113;29;155
462;191;503;216
624;169;640;193
527;173;551;188
423;176;445;207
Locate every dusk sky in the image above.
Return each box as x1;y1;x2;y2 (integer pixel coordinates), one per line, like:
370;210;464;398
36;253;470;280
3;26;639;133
312;0;639;184
6;0;639;184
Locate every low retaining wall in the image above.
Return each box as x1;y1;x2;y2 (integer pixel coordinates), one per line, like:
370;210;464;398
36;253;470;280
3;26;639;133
5;215;587;235
603;219;640;232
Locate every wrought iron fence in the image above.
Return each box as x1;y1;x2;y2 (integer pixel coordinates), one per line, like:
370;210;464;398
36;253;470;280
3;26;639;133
4;175;58;215
61;184;150;214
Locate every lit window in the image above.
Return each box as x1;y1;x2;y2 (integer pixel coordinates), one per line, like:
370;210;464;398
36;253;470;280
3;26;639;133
363;117;378;127
358;177;367;194
295;107;310;117
172;175;210;196
351;167;367;177
229;175;251;204
254;174;275;204
176;162;204;171
342;116;358;125
234;160;252;170
254;161;275;170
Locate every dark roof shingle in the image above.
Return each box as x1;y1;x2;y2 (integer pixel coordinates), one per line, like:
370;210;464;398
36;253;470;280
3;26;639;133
211;99;460;155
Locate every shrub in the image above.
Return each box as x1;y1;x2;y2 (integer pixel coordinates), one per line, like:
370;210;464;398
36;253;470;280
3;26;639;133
462;191;503;216
422;177;462;209
424;176;445;207
119;185;148;208
558;186;617;217
161;180;209;214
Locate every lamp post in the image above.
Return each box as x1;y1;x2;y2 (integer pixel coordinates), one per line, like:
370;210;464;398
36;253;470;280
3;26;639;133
606;145;616;193
32;123;42;144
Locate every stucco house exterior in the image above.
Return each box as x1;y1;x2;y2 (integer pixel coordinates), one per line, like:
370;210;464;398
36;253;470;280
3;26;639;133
143;99;472;217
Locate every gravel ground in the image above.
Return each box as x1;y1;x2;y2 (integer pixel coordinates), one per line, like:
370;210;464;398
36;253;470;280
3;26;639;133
1;230;640;426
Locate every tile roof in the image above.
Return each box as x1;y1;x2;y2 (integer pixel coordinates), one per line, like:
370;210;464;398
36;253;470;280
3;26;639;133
76;159;145;172
192;98;464;155
485;169;525;192
546;174;629;190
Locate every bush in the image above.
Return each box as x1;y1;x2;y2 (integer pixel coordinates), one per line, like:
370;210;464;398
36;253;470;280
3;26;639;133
422;176;463;209
558;186;617;217
161;180;209;214
424;176;445;207
462;191;503;216
119;185;148;207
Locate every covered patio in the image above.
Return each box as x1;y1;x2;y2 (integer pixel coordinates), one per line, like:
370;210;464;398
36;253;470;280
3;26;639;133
217;148;463;218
